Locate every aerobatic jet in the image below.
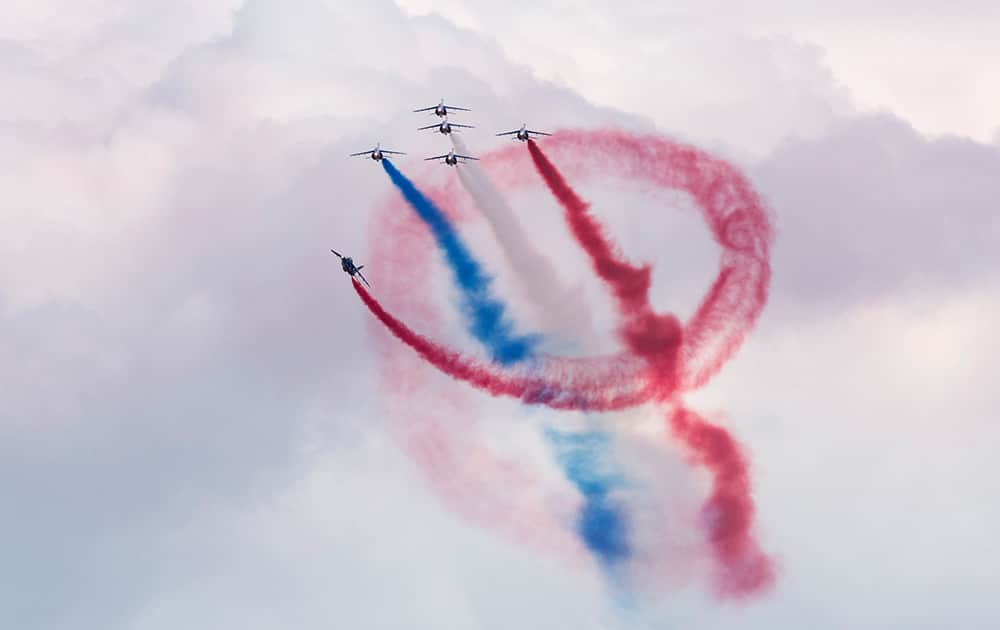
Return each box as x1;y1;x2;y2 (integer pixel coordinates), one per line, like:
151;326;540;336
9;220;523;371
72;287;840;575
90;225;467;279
413;99;470;118
418;117;474;135
496;124;551;141
425;149;479;166
331;249;370;288
348;142;406;161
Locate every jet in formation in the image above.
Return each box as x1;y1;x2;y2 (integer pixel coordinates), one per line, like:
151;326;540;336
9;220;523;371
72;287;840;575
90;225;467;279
418;117;474;135
331;249;370;288
413;98;471;118
349;142;406;162
496;123;551;142
425;149;479;166
340;103;556;288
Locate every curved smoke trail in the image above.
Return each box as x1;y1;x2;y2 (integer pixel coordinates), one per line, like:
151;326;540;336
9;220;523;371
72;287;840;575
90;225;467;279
381;157;643;570
521;131;773;391
358;128;775;599
527;136;774;597
367;193;588;561
354;278;653;411
366;190;696;588
668;405;773;598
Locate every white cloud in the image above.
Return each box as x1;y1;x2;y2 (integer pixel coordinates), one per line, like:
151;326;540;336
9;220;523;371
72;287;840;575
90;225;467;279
400;0;1000;143
3;1;999;629
753;115;1000;309
680;282;1000;628
399;0;855;157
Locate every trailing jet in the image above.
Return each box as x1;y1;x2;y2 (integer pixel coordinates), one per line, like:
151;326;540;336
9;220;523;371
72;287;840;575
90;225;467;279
349;142;406;161
418;117;474;135
496;124;551;141
413;99;470;118
425;149;479;166
331;249;370;288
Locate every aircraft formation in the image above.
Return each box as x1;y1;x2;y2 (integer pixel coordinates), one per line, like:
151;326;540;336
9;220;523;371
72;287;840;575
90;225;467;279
337;99;551;284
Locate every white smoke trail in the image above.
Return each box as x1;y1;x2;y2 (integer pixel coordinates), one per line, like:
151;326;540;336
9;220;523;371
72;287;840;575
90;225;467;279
452;134;595;349
451;135;703;590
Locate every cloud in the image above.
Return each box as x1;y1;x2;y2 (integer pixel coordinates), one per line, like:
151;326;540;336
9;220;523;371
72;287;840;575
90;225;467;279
678;282;1000;629
3;1;998;629
753;114;1000;311
400;0;1000;143
400;0;856;157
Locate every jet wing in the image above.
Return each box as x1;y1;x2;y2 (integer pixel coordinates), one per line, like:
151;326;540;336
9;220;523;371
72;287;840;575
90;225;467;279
348;150;372;157
424;154;450;161
455;155;479;161
527;130;552;136
450;123;475;129
496;130;519;136
448;106;471;111
381;150;407;155
330;249;342;258
417;123;441;131
413;106;437;112
356;270;372;288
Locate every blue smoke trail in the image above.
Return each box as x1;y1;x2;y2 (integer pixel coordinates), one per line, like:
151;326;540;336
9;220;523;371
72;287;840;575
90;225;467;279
545;427;630;568
382;159;630;571
382;159;539;365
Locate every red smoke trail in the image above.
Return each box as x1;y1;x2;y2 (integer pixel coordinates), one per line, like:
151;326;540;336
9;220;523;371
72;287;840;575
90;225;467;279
353;278;654;412
669;405;775;597
526;138;682;394
523;130;772;391
359;130;775;598
527;137;774;598
366;194;586;562
414;132;769;391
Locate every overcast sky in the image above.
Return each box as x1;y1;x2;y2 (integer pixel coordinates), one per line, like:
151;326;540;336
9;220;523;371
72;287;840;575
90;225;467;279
2;2;998;629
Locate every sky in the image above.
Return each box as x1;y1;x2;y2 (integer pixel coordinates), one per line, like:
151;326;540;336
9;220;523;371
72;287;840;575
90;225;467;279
2;1;998;628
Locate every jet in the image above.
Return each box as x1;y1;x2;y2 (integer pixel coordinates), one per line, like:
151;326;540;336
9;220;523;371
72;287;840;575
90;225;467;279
496;124;551;141
425;149;479;166
418;117;474;135
349;142;406;161
331;249;371;288
413;98;471;118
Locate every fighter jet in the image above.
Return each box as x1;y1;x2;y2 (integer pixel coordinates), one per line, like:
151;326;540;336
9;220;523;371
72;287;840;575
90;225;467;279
418;117;474;135
331;249;370;288
425;149;479;166
413;99;470;118
496;124;551;141
349;142;406;161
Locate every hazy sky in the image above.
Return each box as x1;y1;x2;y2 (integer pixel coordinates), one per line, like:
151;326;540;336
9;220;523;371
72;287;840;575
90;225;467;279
2;2;998;628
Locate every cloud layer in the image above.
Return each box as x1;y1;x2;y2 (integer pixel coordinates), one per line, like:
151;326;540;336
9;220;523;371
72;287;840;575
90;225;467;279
3;1;998;629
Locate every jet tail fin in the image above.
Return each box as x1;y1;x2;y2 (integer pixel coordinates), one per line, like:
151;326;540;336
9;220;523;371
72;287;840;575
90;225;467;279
357;270;371;288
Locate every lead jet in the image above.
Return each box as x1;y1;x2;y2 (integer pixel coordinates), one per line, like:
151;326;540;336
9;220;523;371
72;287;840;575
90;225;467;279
496;124;551;141
413;98;470;118
349;142;406;162
418;117;474;135
331;249;371;288
425;149;479;166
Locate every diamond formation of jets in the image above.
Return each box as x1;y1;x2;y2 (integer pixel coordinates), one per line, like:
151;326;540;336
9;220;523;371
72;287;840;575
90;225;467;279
341;101;553;284
496;123;551;142
413;98;471;118
331;249;370;288
349;142;406;162
418;117;474;136
425;149;479;166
